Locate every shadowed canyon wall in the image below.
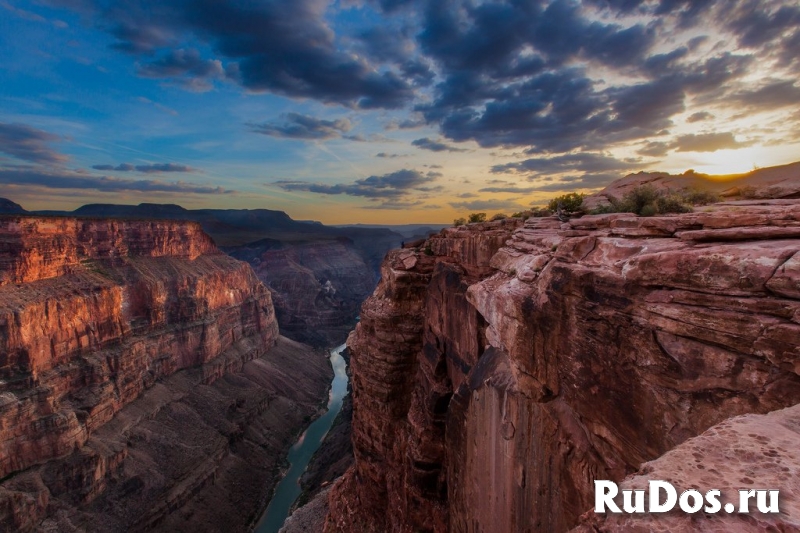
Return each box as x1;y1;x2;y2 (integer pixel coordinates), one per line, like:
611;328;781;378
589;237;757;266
326;200;800;533
0;216;332;532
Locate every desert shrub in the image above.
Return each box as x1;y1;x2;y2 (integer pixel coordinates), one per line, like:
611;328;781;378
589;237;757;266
530;207;553;217
547;193;585;213
656;194;692;214
453;217;466;226
616;185;660;214
511;211;529;218
596;185;693;216
682;189;720;205
468;212;487;223
490;213;507;221
424;244;434;256
589;204;616;215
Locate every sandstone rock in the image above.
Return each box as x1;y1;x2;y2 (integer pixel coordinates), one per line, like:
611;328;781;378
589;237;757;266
326;202;800;533
0;216;293;531
572;404;800;532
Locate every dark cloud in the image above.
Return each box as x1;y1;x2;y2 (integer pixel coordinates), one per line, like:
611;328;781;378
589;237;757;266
672;132;751;152
492;152;642;176
92;163;135;171
53;0;414;108
411;137;467;152
0;167;230;194
0;122;68;165
92;163;195;173
636;141;670;157
729;80;800;111
376;152;406;158
686;111;714;123
525;172;620;192
275;169;437;200
137;48;225;91
449;198;525;211
250;113;353;140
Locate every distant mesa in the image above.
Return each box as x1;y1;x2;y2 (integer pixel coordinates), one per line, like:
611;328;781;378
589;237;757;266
0;198;26;214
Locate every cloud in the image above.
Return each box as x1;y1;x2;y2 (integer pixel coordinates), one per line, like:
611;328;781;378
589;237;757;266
250;113;353;140
56;0;414;108
449;198;525;211
0;167;230;194
274;169;437;200
361;199;426;210
686;111;714;123
729;80;800;111
524;172;620;192
0;122;68;165
376;152;406;158
91;163;195;173
478;185;538;194
137;48;225;91
672;132;752;152
411;137;467;152
637;141;670;157
492;152;642;175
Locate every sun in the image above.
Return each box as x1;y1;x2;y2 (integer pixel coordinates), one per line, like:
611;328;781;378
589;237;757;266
687;146;770;177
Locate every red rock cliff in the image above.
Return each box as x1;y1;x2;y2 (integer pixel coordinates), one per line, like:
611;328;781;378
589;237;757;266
326;200;800;532
0;216;279;481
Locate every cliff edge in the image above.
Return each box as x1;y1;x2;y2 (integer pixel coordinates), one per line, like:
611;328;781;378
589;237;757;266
325;200;800;532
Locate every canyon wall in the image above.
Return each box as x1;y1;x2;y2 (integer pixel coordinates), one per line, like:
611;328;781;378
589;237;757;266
0;216;331;531
326;200;800;532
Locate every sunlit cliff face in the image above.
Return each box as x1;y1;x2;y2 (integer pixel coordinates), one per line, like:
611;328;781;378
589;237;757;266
1;0;799;223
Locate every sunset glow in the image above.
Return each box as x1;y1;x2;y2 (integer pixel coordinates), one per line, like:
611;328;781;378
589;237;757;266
1;0;799;223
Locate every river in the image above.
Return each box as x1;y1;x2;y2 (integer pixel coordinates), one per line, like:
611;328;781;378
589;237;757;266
253;343;349;533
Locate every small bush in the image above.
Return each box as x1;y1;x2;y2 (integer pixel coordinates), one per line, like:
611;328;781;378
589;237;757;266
490;213;507;221
682;189;720;206
656;194;692;214
547;193;585;214
468;212;487;223
616;185;660;214
424;244;434;256
453;217;466;227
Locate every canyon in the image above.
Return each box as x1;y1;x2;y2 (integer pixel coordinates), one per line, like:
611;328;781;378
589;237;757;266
0;216;333;532
0;200;428;348
325;198;800;532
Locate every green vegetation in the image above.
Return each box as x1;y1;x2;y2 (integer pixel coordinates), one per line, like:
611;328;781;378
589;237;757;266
453;217;466;226
547;192;585;214
468;212;487;223
590;185;719;216
490;213;507;221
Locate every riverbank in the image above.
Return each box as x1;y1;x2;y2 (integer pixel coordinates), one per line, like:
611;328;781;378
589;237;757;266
253;344;350;533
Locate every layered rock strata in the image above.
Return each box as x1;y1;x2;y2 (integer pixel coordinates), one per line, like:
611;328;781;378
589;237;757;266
326;200;800;532
0;216;327;531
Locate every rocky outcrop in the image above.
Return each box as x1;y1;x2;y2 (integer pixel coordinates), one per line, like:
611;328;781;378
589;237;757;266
572;403;800;532
326;200;800;532
584;161;800;210
0;216;311;531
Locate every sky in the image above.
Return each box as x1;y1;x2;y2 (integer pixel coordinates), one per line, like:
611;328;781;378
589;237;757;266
1;0;799;224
